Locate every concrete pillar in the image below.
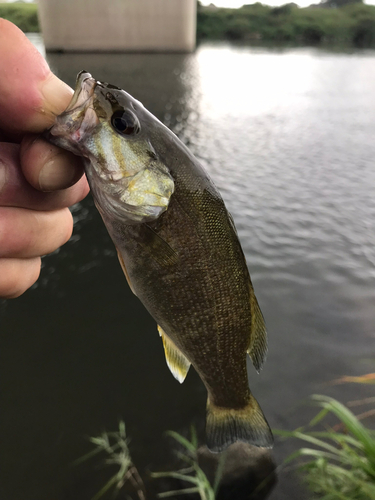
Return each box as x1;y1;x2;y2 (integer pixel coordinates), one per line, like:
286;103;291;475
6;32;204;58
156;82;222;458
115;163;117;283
38;0;197;52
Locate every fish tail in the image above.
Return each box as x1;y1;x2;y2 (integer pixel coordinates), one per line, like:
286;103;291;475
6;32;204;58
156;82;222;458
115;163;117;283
206;394;273;452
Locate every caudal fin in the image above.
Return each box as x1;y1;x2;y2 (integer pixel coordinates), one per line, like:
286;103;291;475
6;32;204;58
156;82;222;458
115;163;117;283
206;394;273;452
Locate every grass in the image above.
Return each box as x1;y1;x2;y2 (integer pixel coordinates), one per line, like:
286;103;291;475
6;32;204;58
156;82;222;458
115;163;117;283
151;428;226;499
276;381;375;500
74;421;146;500
75;424;224;500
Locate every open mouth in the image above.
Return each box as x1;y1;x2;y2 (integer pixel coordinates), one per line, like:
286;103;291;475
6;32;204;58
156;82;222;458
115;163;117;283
46;71;100;150
65;71;97;113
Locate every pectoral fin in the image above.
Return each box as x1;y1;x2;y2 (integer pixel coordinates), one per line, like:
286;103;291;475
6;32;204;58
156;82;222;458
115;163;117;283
247;289;267;372
142;224;179;267
117;249;137;296
157;325;191;383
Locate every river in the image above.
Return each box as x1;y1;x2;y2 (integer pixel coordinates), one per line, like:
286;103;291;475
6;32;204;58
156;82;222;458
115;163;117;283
1;37;375;500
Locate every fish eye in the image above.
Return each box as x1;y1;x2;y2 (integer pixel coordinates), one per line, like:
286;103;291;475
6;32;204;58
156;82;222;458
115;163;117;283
111;110;140;136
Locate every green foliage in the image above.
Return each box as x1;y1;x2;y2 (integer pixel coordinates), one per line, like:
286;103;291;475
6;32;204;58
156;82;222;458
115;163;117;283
320;0;363;9
0;2;39;33
152;428;225;500
3;1;375;46
276;395;375;500
74;421;146;500
76;425;224;500
197;2;375;46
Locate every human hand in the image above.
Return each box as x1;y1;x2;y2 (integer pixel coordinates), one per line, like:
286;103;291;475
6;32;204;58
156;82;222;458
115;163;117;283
0;20;89;298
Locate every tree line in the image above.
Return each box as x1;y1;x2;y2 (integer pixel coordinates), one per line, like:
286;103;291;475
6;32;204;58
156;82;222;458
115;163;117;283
1;1;375;47
197;1;375;46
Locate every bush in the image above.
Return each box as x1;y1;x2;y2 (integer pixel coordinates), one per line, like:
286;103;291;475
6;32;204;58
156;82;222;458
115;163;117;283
0;2;39;33
197;2;375;46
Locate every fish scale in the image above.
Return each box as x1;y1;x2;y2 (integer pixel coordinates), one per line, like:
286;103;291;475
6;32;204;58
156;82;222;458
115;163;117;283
46;71;273;452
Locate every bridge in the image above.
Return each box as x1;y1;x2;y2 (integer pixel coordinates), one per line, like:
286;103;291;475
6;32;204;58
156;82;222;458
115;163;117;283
38;0;196;52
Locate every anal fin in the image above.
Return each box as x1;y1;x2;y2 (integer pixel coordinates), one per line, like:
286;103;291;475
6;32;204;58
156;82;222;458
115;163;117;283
157;325;191;383
117;249;137;296
247;289;268;372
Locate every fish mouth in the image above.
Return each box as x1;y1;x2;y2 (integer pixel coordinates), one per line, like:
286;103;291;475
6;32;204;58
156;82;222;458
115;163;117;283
65;71;97;113
47;71;99;149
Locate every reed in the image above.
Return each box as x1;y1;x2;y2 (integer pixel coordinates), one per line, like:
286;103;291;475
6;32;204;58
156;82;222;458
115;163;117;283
276;379;375;500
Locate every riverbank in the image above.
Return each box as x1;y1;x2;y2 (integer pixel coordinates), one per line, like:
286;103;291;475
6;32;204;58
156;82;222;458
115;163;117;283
197;2;375;46
1;1;375;47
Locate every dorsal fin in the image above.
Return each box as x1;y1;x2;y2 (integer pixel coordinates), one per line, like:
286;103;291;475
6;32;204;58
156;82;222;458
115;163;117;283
157;325;191;383
247;289;267;373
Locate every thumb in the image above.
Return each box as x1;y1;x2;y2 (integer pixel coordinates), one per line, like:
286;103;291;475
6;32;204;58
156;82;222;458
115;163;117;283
0;19;73;134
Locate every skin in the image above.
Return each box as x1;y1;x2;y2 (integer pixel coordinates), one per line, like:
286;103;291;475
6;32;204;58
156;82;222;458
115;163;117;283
47;77;273;451
0;20;89;298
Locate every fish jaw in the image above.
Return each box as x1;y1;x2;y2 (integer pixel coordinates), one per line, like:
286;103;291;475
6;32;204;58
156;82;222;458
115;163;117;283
46;71;99;156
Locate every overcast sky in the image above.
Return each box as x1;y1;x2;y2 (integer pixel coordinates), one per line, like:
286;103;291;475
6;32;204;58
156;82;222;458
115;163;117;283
201;0;375;8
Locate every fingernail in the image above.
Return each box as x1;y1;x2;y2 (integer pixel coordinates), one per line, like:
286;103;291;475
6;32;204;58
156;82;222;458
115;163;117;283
39;154;79;192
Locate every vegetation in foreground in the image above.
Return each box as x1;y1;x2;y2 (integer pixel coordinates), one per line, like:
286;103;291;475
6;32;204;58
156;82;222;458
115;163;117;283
2;1;375;47
73;421;146;500
76;423;222;500
151;429;225;499
277;376;375;500
75;374;375;499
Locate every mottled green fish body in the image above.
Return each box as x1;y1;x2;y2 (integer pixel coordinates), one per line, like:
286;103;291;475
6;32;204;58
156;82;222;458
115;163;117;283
47;72;273;452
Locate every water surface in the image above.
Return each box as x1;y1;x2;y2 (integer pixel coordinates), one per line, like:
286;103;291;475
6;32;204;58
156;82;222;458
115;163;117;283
1;38;375;500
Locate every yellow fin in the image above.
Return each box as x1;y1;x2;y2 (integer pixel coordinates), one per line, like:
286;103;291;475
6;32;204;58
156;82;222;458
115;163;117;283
157;325;191;383
117;250;137;296
247;289;267;372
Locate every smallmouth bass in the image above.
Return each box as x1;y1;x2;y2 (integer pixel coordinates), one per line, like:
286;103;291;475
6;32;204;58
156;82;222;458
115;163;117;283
46;71;273;452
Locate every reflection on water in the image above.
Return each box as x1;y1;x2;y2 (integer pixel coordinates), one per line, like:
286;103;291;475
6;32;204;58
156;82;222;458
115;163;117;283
1;38;375;500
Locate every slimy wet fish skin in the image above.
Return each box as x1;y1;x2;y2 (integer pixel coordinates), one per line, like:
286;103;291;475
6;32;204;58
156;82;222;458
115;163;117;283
46;71;273;452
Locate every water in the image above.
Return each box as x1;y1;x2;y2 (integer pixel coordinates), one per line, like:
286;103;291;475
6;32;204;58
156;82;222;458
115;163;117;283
1;37;375;499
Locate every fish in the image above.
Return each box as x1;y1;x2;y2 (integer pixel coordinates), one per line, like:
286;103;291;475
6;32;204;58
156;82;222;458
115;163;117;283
46;71;273;452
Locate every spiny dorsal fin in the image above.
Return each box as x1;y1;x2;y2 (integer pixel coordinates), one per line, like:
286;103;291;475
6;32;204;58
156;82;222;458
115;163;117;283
117;249;137;296
157;325;191;383
247;289;267;373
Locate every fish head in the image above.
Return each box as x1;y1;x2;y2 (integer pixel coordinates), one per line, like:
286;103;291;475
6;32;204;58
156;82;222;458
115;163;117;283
47;71;174;223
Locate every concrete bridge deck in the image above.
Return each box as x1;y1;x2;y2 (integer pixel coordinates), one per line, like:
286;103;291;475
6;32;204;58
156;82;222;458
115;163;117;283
38;0;196;52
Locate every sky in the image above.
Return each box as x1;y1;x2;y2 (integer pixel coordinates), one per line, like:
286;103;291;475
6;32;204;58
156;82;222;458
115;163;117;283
201;0;375;8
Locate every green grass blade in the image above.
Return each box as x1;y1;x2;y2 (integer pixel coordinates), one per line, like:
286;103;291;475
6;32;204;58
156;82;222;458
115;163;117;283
151;471;201;485
309;407;331;427
91;474;119;500
312;395;375;458
166;431;196;453
289;431;344;456
158;486;200;498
